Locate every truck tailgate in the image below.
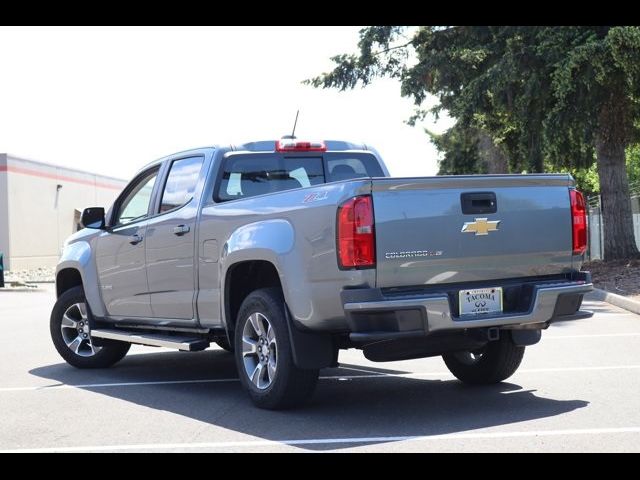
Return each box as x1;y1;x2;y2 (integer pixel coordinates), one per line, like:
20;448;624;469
372;175;575;288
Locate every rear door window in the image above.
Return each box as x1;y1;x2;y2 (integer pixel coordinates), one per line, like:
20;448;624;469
159;156;204;213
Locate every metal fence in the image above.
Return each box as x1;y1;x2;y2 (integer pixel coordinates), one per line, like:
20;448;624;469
587;182;640;260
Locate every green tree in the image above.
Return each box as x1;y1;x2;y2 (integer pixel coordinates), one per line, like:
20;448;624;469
429;124;510;175
427;124;482;175
308;26;640;260
561;144;640;197
626;144;640;188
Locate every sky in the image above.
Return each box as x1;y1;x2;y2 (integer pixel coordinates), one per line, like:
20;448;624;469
0;26;453;181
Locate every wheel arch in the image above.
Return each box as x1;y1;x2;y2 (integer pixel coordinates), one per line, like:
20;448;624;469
223;260;282;337
56;268;83;298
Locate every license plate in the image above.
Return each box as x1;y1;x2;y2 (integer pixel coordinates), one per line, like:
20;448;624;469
459;287;503;316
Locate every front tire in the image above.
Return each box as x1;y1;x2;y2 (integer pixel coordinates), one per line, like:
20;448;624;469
215;336;234;353
50;286;130;369
234;288;319;409
442;335;525;384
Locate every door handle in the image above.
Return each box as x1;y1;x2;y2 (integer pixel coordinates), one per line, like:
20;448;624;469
173;225;191;236
129;234;144;245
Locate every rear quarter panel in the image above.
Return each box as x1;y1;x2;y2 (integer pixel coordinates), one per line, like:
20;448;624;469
197;179;375;330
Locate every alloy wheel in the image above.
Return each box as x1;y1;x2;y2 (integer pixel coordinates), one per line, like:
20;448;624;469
241;312;277;390
60;302;101;357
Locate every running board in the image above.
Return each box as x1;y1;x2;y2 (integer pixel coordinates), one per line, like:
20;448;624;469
92;329;210;351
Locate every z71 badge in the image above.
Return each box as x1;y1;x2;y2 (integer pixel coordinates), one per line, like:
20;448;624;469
303;191;329;203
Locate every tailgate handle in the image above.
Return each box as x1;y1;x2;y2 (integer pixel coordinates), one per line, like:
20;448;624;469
461;192;497;214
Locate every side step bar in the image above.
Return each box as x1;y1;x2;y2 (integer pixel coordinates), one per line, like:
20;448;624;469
92;329;210;351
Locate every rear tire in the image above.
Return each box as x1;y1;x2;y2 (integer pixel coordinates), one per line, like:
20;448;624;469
442;335;525;384
234;288;319;409
50;286;130;369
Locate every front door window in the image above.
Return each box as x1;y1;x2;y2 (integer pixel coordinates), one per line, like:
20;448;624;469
115;170;158;226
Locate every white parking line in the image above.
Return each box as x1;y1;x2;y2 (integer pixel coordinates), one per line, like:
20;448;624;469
3;426;640;452
0;378;236;392
331;364;640;380
592;309;635;313
546;333;640;339
338;366;387;375
3;364;640;392
518;365;640;373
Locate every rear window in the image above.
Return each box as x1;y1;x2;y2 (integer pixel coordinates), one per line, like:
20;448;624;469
217;155;324;202
215;152;384;202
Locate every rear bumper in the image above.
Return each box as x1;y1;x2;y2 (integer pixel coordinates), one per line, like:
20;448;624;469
342;273;593;343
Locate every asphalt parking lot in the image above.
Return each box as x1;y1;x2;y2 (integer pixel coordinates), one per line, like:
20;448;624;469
1;284;639;452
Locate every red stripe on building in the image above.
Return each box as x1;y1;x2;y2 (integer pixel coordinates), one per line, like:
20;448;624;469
0;165;124;191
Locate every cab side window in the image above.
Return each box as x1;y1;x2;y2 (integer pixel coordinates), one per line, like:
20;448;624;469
159;157;204;213
327;158;372;182
114;169;159;226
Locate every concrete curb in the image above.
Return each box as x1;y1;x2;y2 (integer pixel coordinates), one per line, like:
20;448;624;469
0;287;43;293
588;288;640;316
4;280;55;284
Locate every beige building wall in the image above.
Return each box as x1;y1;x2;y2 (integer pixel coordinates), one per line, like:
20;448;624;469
2;155;126;271
0;155;10;272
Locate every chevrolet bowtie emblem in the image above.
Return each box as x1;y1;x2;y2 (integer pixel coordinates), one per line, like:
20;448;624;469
461;218;501;236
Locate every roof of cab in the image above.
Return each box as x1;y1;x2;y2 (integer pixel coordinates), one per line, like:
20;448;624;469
231;139;369;152
135;139;372;176
136;146;218;174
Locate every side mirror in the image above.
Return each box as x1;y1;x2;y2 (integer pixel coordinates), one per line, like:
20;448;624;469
81;207;106;229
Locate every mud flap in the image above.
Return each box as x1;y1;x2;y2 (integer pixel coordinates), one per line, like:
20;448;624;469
285;306;335;369
510;329;542;346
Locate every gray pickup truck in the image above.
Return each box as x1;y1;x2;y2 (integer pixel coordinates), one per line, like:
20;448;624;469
50;138;593;409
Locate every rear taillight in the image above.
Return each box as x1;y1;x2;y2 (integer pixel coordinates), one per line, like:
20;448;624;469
570;189;587;255
337;195;375;269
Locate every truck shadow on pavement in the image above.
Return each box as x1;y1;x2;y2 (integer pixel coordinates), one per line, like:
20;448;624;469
30;349;589;451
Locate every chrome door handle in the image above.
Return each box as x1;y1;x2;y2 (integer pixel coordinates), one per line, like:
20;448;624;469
129;234;143;245
173;225;190;236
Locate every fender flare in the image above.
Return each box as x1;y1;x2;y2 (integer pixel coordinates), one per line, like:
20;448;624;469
56;240;106;318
